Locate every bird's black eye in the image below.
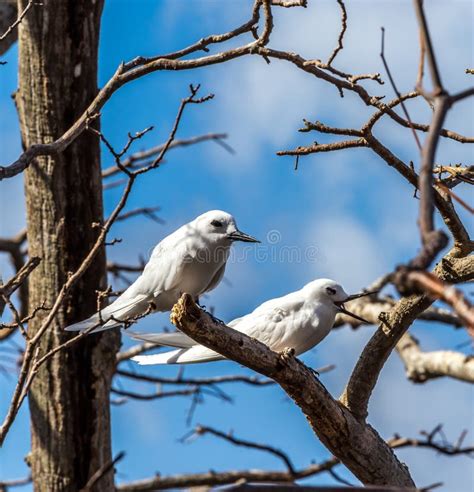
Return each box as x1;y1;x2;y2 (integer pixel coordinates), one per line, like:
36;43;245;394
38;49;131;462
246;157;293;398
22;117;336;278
326;287;336;296
211;220;223;228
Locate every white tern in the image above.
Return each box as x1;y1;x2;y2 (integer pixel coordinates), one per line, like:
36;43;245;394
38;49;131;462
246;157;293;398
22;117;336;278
65;210;259;333
130;278;373;365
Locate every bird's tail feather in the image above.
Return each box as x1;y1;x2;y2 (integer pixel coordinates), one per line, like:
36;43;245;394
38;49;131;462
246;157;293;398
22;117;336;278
127;331;196;348
132;347;224;365
64;294;149;332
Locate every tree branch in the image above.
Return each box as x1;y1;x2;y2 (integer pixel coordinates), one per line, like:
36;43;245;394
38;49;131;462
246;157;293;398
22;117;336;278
169;294;415;487
396;332;474;384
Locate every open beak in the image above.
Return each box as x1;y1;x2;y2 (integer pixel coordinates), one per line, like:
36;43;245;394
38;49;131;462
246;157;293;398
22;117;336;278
334;290;378;324
228;230;260;243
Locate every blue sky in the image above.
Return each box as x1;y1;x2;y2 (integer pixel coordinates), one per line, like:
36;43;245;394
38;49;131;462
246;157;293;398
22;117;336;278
1;0;473;490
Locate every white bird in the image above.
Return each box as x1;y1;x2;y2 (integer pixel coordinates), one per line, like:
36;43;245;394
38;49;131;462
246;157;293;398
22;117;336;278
130;278;373;365
65;210;259;333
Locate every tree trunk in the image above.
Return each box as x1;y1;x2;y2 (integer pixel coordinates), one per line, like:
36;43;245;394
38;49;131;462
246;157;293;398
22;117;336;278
16;1;120;490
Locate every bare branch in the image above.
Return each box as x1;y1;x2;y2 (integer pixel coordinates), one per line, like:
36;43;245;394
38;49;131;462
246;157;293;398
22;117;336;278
102;133;231;179
80;452;125;492
326;0;347;66
0;0;38;43
0;475;32;489
116;342;160;363
0;256;40;317
184;425;297;475
111;386;214;402
388;425;474;457
380;27;422;150
116;460;337;492
277;138;367;156
115;369;275;387
396;332;474;383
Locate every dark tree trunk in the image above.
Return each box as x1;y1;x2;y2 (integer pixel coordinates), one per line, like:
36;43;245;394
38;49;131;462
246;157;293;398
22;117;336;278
16;1;120;490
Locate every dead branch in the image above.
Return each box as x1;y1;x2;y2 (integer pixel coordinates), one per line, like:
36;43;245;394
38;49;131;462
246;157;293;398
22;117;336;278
115;207;163;224
102;134;230;178
0;1;18;57
110;386;222;402
396;332;474;383
184;425;297;475
326;0;347;66
116;369;275;387
0;256;40;322
388;425;474;457
0;0;38;42
0;474;32;490
116;342;161;363
80;452;125;492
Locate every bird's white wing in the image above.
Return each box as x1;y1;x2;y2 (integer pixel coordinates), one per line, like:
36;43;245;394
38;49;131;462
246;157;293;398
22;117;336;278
65;237;192;332
230;293;305;350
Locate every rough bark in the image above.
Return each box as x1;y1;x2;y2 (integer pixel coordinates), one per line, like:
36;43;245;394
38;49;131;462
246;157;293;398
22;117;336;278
16;1;120;490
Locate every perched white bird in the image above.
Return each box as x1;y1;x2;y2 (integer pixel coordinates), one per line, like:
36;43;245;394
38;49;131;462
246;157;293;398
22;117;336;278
65;210;259;333
130;278;373;365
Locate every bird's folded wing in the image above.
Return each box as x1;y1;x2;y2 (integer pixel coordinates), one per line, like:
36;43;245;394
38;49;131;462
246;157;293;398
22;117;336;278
141;241;193;294
233;296;305;349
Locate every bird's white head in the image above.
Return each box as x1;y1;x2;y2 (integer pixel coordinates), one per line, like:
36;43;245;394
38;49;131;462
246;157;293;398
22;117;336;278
303;278;349;304
194;210;260;244
303;278;374;324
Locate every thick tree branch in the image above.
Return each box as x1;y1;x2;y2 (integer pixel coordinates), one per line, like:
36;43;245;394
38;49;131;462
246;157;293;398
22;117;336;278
169;294;415;487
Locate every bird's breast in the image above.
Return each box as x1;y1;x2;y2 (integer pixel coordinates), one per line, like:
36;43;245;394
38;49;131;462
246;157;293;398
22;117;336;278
178;244;229;296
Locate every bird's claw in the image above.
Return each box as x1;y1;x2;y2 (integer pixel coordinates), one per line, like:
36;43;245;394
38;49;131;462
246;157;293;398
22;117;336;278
278;347;295;368
197;304;225;325
309;367;320;378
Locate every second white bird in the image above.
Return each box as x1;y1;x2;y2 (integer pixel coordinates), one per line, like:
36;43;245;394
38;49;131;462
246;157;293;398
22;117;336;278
130;278;372;365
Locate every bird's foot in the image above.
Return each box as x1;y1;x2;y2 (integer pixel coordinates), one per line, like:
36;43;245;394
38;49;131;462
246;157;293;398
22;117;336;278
278;347;295;368
197;304;225;325
208;312;226;325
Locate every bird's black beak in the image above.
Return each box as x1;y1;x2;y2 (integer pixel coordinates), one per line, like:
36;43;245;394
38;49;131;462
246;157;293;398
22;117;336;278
343;290;378;302
334;290;378;324
228;230;260;243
